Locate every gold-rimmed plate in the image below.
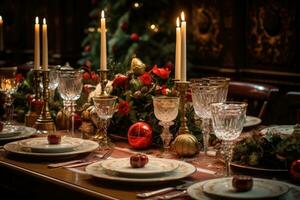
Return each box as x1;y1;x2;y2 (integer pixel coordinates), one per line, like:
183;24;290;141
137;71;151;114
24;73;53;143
100;157;179;177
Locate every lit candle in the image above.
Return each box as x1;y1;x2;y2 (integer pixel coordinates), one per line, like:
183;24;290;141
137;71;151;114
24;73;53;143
42;18;48;71
34;17;40;70
180;12;186;82
100;10;107;70
0;16;3;52
175;17;181;81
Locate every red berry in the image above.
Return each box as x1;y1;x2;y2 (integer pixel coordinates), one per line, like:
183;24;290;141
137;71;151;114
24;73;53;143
83;72;90;80
130;33;140;42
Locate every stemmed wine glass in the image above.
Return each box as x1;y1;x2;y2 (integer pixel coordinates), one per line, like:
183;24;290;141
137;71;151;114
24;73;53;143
57;69;83;136
153;96;179;157
190;77;229;156
92;96;117;148
210;101;247;176
0;67;20;131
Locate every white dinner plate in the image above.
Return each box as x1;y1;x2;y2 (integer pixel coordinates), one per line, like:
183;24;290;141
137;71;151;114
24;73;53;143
188;179;299;200
0;126;35;141
260;125;294;135
201;177;289;200
244;116;261;128
86;159;196;183
100;157;179;177
4;139;99;159
18;136;84;153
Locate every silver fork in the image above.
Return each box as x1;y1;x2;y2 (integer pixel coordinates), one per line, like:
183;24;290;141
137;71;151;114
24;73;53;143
48;149;112;168
63;149;113;168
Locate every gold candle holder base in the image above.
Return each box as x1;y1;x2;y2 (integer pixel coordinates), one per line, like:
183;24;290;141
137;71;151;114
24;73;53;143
35;69;56;133
175;81;191;135
98;69;109;96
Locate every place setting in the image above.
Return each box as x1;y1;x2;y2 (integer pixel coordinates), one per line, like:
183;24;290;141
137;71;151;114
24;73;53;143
85;153;197;184
3;134;99;159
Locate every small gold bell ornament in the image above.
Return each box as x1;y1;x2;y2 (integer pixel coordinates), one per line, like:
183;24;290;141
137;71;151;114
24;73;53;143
172;133;200;157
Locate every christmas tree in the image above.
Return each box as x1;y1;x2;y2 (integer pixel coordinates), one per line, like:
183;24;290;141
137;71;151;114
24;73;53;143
78;0;184;74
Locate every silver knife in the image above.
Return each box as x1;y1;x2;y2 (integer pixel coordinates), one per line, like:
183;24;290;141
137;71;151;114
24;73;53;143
136;181;193;198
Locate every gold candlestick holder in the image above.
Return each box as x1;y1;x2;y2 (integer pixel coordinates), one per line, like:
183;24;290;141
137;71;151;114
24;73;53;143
35;69;56;133
98;69;109;96
25;69;43;127
176;81;191;135
172;80;200;157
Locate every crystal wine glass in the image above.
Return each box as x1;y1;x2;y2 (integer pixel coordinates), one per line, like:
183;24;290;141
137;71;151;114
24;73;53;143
92;96;117;148
190;77;229;156
153;96;179;157
58;69;83;135
0;67;20;131
210;101;247;176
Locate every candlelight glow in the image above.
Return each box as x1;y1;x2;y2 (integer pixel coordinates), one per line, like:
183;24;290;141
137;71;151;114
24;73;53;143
35;16;39;24
0;16;2;24
101;10;105;18
181;12;185;21
43;18;46;25
176;17;180;27
134;2;140;8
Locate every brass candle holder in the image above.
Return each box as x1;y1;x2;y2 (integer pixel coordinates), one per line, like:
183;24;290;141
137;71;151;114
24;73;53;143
172;80;200;157
35;69;56;133
25;69;43;127
92;70;111;146
98;69;109;96
175;81;191;135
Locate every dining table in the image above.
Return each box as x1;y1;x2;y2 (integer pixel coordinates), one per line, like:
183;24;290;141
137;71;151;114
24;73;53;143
0;126;299;200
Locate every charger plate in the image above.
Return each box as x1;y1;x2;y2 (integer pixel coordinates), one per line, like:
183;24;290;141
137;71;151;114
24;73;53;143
86;159;196;183
244;116;261;128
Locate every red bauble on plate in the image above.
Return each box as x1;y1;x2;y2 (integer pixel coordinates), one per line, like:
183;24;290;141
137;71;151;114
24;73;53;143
128;122;152;149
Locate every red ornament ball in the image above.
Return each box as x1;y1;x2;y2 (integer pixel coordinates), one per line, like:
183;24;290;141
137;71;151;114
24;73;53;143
128;122;152;149
130;33;140;42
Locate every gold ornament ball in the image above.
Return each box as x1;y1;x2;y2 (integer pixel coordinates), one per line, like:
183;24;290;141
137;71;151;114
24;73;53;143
172;134;200;157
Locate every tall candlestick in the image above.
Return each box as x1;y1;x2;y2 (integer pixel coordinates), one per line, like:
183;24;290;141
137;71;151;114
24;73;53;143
34;17;40;70
180;12;187;82
175;17;181;81
0;16;4;52
100;10;107;70
42;18;48;71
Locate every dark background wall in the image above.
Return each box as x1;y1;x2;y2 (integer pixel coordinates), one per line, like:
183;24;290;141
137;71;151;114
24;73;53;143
0;0;93;67
0;0;299;92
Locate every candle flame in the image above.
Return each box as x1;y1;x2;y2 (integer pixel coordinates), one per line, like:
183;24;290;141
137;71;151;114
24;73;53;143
176;17;180;27
181;11;185;21
0;16;2;23
101;10;105;18
35;16;39;24
43;18;46;25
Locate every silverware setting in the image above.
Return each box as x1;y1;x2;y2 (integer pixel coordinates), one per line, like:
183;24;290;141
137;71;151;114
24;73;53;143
136;181;193;199
48;149;113;168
